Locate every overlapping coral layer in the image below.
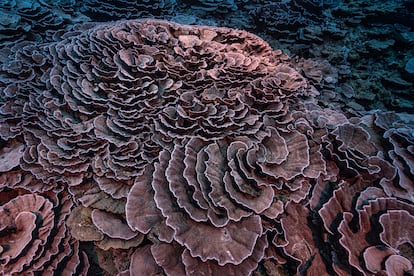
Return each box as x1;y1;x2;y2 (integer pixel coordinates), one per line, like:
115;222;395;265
0;19;413;275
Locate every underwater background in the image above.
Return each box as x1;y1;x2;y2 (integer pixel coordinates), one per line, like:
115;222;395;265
1;0;414;275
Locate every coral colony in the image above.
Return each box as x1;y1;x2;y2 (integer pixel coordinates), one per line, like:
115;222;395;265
1;1;414;276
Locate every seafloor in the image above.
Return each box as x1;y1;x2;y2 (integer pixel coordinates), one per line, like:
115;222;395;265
0;0;413;275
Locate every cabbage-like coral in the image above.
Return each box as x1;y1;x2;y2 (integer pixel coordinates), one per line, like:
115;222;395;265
0;19;412;275
0;189;89;274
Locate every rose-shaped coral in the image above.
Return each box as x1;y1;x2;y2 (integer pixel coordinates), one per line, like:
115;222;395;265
372;111;414;202
0;189;89;274
1;19;412;275
320;185;414;275
0;19;316;194
126;121;328;272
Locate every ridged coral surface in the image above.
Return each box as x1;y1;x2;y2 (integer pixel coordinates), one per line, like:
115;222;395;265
0;19;413;275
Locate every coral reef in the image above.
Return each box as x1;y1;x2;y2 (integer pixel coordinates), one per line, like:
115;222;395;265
81;0;177;21
0;0;86;42
251;0;323;39
1;18;413;275
1;0;414;275
249;0;414;113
